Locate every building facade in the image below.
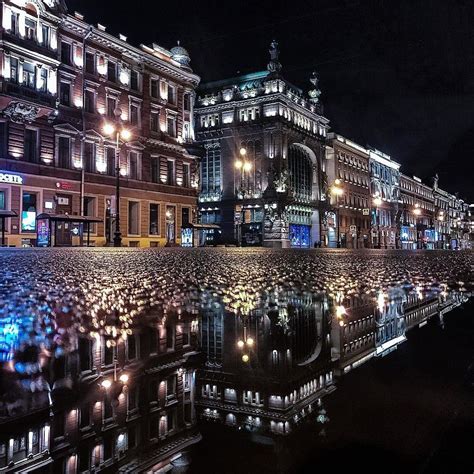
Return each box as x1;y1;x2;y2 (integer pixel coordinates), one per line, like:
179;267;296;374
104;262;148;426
195;42;329;248
0;0;200;248
399;174;436;249
368;148;401;249
325;133;371;248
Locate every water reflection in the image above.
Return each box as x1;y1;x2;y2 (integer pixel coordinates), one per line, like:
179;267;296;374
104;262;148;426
0;248;471;472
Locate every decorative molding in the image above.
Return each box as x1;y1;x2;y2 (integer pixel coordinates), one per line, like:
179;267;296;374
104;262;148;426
2;101;40;124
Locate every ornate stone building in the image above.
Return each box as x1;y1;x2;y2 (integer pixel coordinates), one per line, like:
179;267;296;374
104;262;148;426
0;0;200;247
326;133;371;248
368;148;401;249
195;41;329;248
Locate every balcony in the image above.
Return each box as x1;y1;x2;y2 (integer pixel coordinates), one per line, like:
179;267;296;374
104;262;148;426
3;31;57;60
1;80;56;109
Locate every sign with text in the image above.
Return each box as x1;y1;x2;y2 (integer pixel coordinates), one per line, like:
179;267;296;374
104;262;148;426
0;171;23;185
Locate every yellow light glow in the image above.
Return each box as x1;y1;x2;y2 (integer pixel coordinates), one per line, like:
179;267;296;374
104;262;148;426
240;147;247;156
101;379;112;389
246;337;254;347
243;162;252;172
119;374;129;384
335;305;346;319
235;160;243;169
335;179;341;185
242;354;249;363
331;186;343;196
103;123;115;136
237;340;245;349
373;197;382;206
120;129;132;141
413;208;421;216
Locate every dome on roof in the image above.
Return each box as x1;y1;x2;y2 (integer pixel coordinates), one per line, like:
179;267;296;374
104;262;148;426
170;42;191;69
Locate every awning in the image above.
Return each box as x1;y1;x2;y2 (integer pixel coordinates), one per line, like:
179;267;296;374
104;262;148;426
36;213;102;223
183;223;221;230
0;210;17;218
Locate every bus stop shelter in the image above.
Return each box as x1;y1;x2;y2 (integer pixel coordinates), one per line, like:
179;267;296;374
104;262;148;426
36;213;102;247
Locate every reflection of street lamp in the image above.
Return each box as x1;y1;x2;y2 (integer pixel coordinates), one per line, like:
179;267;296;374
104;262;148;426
330;179;344;248
102;109;132;247
237;327;254;363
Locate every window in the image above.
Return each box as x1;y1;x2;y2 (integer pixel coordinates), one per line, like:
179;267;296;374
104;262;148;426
83;196;96;232
84;90;95;113
107;61;117;82
39;68;48;92
127;335;137;360
80;403;90;429
23;62;35;89
0;191;5;234
107;96;117;118
183;93;191;111
166;325;174;350
149;203;159;235
11;12;19;35
151;157;160;183
183;163;190;188
58;136;71;168
166;375;176;399
150;79;159;99
60;82;71;106
128;201;139;235
103;342;114;366
10;58;18;83
128;387;138;412
182;207;190;226
24;129;38;163
167;159;175;185
85;52;95;74
61;42;71;64
106;147;115;176
168;85;176;105
0;122;7;157
166;115;176;137
130;103;140;126
79;338;92;372
82;142;95;173
128;152;139;180
41;25;49;46
130;70;139;91
25;18;36;41
201;144;221;195
150;111;160;132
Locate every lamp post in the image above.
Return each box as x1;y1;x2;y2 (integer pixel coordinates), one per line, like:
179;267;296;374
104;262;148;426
102;109;132;247
330;179;344;248
373;195;382;248
237;326;254;364
234;147;252;245
413;203;422;249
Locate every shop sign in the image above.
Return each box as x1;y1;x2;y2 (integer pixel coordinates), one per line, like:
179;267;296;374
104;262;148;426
0;171;23;185
362;208;370;215
56;181;73;190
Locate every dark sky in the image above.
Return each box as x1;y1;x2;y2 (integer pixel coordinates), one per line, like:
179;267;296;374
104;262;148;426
66;0;474;202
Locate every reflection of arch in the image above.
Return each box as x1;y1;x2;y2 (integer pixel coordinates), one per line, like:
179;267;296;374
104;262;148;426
288;143;320;201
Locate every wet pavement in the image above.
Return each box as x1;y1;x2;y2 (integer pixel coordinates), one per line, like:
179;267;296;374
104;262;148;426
0;248;472;473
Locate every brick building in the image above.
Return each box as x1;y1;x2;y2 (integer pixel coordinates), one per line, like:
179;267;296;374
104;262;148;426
0;0;200;247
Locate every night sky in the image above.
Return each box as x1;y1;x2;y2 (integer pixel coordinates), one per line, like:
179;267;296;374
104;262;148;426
66;0;474;202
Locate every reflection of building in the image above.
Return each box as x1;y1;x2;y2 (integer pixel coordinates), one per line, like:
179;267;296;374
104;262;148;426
325;134;371;248
0;0;200;248
196;291;335;436
399;174;435;249
368;148;401;249
195;42;329;248
0;307;200;472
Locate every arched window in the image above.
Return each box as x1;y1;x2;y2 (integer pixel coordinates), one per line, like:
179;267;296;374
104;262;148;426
288;145;313;201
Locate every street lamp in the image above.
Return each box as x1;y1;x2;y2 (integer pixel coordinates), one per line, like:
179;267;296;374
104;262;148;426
413;204;422;249
330;179;344;248
102;109;132;247
237;327;254;363
373;195;382;248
